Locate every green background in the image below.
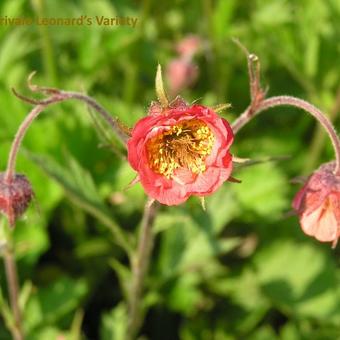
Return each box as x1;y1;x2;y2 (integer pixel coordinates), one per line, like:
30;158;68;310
0;0;339;339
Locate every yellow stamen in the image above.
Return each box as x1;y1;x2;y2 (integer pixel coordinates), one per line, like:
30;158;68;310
146;119;214;178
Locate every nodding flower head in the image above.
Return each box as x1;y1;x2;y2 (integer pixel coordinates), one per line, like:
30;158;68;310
0;173;34;227
127;98;234;205
292;161;340;248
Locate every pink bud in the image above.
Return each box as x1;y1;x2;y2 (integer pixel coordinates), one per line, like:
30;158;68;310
0;173;33;227
176;35;201;59
292;162;340;247
166;59;198;96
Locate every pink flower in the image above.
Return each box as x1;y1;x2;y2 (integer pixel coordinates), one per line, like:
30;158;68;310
127;99;234;205
0;173;33;226
166;59;198;96
292;161;340;247
176;35;202;59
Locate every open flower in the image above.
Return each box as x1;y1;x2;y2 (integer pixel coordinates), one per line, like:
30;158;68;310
127;99;234;205
292;161;340;247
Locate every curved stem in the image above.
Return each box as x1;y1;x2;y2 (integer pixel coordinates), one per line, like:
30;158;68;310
126;199;158;340
232;95;340;175
3;245;24;340
303;88;340;173
7;90;130;183
5;105;46;183
63;91;130;143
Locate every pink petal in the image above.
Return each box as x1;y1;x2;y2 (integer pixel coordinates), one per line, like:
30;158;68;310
300;198;338;242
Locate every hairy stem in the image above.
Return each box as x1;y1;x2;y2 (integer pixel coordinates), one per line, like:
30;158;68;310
304;88;340;173
7;88;130;182
232;43;340;175
232;95;340;175
5;105;46;183
126;199;158;340
3;246;24;340
64;91;130;143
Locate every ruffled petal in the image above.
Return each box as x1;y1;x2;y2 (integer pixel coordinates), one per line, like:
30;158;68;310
127;103;234;206
300;198;338;242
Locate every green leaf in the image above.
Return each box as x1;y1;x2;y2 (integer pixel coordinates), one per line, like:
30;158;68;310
156;209;240;278
0;28;36;80
212;0;236;40
0;0;25;21
69;309;84;340
155;208;240;315
26;151;131;254
75;237;112;258
254;0;292;27
100;303;128;340
253;240;340;322
210;268;267;311
14;221;49;264
208;268;270;334
233;163;288;219
279;323;301;340
248;326;278;340
0;286;14;336
205;185;240;233
24;276;88;333
27;327;65;340
109;258;131;299
19;281;33;313
165;273;203;315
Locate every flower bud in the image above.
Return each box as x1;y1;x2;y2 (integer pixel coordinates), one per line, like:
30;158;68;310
166;58;198;96
0;173;34;227
292;161;340;247
176;35;202;59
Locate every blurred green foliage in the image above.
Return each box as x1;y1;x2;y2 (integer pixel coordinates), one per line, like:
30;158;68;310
0;0;339;339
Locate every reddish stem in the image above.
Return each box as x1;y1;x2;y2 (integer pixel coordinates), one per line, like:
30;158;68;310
6;89;130;183
5;105;46;183
232;95;340;175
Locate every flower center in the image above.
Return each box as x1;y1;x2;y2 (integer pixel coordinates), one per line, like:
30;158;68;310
146;119;215;178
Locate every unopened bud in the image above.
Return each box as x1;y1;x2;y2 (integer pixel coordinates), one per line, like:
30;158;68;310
0;173;34;227
176;35;202;59
166;59;198;96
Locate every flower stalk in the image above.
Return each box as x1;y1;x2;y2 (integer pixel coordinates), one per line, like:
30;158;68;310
6;74;131;184
3;245;24;340
126;199;158;340
0;220;24;340
5;105;45;183
231;43;340;176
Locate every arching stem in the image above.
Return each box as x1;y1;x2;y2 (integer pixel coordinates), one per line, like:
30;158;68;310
6;87;131;183
232;96;340;176
231;42;340;176
5;105;45;183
